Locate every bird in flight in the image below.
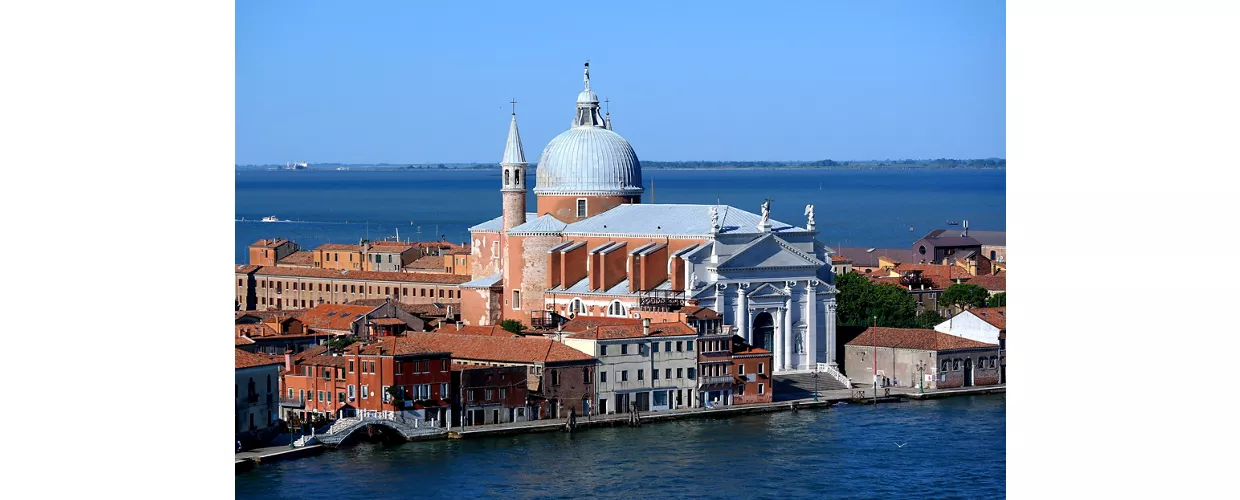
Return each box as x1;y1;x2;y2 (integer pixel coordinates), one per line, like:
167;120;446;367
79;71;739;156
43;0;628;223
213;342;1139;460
894;443;907;448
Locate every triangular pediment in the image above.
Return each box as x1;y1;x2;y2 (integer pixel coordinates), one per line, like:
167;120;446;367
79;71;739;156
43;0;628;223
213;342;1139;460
718;234;824;270
747;282;789;297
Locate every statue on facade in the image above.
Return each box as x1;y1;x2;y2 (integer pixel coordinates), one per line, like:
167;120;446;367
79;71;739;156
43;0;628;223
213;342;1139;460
804;204;815;226
793;331;805;353
689;271;697;289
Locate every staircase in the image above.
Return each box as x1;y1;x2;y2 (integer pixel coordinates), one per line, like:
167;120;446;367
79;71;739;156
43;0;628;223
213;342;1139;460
772;372;851;401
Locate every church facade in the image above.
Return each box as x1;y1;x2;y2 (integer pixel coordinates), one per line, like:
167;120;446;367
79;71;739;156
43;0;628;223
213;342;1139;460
461;63;840;374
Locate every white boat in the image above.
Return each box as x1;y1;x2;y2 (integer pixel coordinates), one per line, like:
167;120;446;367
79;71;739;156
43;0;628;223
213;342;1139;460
262;216;279;222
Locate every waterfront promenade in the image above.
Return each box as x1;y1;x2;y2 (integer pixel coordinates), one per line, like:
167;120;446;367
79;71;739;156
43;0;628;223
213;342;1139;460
236;384;1002;472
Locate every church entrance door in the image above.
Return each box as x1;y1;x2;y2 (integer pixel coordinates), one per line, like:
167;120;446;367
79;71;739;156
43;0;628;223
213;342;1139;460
753;312;774;351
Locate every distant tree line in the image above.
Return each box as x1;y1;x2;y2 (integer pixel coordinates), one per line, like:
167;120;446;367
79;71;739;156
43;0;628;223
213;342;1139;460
236;158;1004;170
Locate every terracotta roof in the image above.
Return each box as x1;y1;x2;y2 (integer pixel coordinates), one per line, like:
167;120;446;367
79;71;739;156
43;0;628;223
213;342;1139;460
277;251;314;266
560;317;654;333
346;299;458;317
235;264;262;274
294;345;330;362
405;254;444;270
731;335;771;355
369;242;416;253
845;327;997;350
235;309;305;323
236;348;283;369
235;336;255;345
253;266;471;285
316;243;363;251
434;324;508;337
831;255;852;264
299;303;377;331
968;307;1006;330
964;273;1006;292
250;239;291;249
370;318;406;326
236;323;279;338
400;332;595;364
680;305;720;320
346;337;448;357
565;321;697;340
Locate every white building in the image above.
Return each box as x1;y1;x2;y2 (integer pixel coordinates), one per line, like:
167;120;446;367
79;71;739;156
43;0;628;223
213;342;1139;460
560;318;699;414
935;307;1006;346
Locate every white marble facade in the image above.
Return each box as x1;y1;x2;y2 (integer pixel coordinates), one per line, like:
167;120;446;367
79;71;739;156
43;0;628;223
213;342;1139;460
687;230;839;374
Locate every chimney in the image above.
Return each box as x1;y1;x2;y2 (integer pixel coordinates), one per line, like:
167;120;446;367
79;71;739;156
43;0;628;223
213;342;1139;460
642;318;651;336
962;220;969;237
284;350;293;372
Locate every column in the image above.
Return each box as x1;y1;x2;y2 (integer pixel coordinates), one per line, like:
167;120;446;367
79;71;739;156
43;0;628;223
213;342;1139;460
827;301;839;368
782;290;793;371
737;284;749;343
805;280;817;370
774;307;785;373
714;283;724;325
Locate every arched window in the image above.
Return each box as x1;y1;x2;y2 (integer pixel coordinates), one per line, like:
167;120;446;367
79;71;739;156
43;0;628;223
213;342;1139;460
504;169;510;185
989;250;996;260
515;169;521;185
990;356;997;368
608;301;625;316
979;356;986;368
570;299;584;314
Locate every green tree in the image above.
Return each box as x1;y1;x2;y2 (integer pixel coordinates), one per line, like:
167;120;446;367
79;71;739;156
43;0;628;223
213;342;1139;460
834;272;919;328
326;337;356;351
915;309;945;329
941;283;990;310
500;319;526;334
986;292;1006;307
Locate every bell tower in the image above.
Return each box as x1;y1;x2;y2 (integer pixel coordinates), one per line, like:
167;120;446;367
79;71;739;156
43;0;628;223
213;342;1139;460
501;100;527;231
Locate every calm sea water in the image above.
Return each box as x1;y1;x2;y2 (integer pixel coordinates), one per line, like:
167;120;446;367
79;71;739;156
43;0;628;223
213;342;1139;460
235;394;1005;499
234;168;1006;263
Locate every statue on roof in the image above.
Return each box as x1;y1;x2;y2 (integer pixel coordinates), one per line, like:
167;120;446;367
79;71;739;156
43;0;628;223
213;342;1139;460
804;204;815;225
584;61;590;91
709;206;719;230
759;199;771;228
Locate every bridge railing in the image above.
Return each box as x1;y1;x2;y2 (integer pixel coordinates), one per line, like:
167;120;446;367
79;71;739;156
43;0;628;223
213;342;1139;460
817;363;851;387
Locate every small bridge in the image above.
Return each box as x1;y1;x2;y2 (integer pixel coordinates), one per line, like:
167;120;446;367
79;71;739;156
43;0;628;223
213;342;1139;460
299;412;447;447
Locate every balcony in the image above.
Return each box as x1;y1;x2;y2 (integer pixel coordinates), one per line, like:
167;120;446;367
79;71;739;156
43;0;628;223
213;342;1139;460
697;375;732;389
279;396;306;408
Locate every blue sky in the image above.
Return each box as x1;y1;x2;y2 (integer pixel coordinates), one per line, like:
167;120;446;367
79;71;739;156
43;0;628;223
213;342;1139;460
236;1;1005;165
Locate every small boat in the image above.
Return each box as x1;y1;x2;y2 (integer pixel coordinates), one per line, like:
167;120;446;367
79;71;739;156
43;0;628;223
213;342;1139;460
262;216;279;223
946;220;959;225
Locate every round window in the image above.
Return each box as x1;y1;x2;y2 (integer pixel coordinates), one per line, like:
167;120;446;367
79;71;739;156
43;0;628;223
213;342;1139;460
918;245;927;255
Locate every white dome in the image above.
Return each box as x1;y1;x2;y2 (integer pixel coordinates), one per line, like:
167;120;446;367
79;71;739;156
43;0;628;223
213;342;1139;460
534;127;643;197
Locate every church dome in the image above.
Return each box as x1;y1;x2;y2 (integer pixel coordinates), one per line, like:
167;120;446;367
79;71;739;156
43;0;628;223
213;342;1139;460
533;63;644;197
534;127;642;196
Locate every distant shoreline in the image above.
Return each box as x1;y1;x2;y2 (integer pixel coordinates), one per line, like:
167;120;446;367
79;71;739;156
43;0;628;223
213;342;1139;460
235;165;1006;172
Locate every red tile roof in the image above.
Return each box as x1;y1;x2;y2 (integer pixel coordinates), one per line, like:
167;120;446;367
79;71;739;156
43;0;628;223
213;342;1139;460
434;324;508;337
277;251;314;266
235;336;255;346
346;299;459;317
831;255;852;263
236;323;279;338
236;348;283;369
316;243;363;251
235;264;262;274
401;332;595;364
405;254;445;270
564;321;697;340
731;336;772;356
964;273;1006;292
346;337;449;357
250;239;291;249
680;305;720;320
968;307;1006;330
846;327;997;350
298;303;377;331
371;318;407;326
254;266;471;284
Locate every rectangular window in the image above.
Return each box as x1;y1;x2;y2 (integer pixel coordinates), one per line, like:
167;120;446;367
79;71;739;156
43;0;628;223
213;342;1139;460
338;392;345;403
652;343;659;353
299;389;305;401
361;385;369;399
621;370;628;382
653;369;660;380
738;364;745;375
485;389;493;401
287;388;293;399
637;369;644;380
687;341;694;351
327;392;333;403
600;371;608;383
440;383;449;398
665;341;672;351
676;341;683;352
600;345;608;356
688;368;696;379
576;198;587;217
348;385;355;399
499;388;507;400
677;368;683;378
621;344;629;355
551;369;561;386
439;289;444;298
512;290;521;309
665;368;672;379
758;363;765;374
759;383;765;395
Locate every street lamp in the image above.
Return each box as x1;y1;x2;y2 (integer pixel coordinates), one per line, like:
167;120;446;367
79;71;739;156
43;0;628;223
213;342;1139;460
812;369;820;402
916;360;926;394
